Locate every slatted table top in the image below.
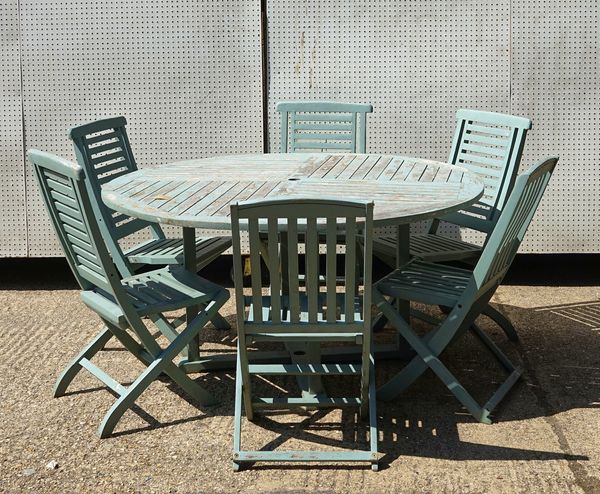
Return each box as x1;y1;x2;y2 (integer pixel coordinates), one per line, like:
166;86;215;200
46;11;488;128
102;153;484;229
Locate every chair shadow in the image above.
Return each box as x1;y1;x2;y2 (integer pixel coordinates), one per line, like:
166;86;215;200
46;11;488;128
57;293;599;458
232;403;586;471
375;407;588;467
479;298;600;422
230;293;600;468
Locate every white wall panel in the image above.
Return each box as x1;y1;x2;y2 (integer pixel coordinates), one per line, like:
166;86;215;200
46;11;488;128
512;0;600;252
20;0;263;255
0;1;26;256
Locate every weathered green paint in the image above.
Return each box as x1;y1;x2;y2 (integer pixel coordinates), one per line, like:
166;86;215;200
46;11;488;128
69;116;231;334
69;117;232;273
374;157;558;423
374;108;532;264
276;101;373;154
101;153;484;230
374;109;533;339
28;149;229;438
230;198;378;470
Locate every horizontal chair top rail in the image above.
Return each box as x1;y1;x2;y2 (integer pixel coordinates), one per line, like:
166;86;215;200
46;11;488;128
277;101;374;113
456;109;532;129
69;116;128;139
27;150;83;180
233;197;372;216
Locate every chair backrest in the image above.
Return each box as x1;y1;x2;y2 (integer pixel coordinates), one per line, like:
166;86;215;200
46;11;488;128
28;149;128;298
69;117;164;276
230;198;374;335
442;109;532;234
276;101;373;154
472;156;558;295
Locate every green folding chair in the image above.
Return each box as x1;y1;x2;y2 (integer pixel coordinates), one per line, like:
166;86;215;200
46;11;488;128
231;198;378;471
29;149;229;438
374;109;532;340
68;117;231;330
374;157;557;424
277;101;373;153
375;109;532;265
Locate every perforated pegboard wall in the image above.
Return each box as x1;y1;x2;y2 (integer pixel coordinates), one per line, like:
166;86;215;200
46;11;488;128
20;0;262;256
267;0;511;157
266;0;511;247
0;1;26;257
511;0;600;252
1;1;599;256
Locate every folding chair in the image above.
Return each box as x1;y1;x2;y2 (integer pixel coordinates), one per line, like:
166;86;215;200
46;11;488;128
231;198;378;470
277;101;373;153
375;109;532;265
29;149;229;438
374;109;532;340
69;116;231;330
374;157;558;424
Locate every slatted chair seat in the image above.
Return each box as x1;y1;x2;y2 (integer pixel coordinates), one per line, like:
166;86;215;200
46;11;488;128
374;234;482;264
377;260;471;307
374;157;558;424
29;150;229;438
124;235;231;268
81;266;226;327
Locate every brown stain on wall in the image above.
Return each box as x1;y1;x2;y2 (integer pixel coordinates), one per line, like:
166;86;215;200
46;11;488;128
294;31;305;77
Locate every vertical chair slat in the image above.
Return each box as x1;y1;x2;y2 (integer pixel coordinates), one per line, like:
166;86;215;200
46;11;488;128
325;217;337;323
344;217;357;323
350;114;357;153
267;217;281;324
305;217;319;323
287;217;301;323
357;113;367;154
248;218;263;323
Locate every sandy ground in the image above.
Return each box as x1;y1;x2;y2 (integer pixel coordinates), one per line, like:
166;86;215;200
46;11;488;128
1;269;599;493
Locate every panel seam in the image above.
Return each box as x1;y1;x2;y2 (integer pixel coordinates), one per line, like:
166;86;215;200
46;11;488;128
17;0;29;256
509;0;512;115
260;0;269;153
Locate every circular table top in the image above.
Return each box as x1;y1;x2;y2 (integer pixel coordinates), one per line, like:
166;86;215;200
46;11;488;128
102;153;484;229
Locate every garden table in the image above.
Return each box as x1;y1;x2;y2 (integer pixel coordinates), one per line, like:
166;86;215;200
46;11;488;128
102;153;484;388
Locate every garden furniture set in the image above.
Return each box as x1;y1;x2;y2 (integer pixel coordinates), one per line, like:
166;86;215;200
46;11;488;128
29;102;558;471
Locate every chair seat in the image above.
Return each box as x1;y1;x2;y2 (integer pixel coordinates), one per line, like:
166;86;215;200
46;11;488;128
376;260;472;307
374;233;481;263
81;266;226;328
125;236;232;268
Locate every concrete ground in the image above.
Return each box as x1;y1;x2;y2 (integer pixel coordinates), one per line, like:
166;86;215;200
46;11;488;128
1;259;599;493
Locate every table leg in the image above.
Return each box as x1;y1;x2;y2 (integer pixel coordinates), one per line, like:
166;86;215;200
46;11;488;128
395;224;410;320
183;227;200;361
277;233;325;398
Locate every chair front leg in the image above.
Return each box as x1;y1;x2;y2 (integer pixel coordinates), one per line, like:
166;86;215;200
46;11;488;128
482;304;518;341
98;357;165;438
54;327;113;397
374;291;520;424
